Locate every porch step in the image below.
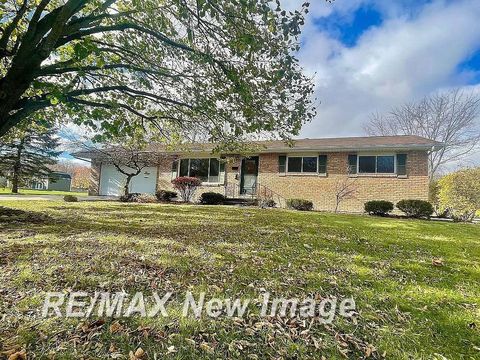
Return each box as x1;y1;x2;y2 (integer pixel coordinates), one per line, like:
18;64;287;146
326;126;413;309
223;198;257;206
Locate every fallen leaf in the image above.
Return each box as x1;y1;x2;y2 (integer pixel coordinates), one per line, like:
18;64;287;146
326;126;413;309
200;342;214;354
109;321;123;334
7;350;26;360
134;348;145;358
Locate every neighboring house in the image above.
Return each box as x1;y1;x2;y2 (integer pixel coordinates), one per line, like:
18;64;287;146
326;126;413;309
75;136;442;212
0;176;7;188
8;172;72;191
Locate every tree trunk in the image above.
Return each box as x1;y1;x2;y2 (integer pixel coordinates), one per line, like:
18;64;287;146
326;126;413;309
11;138;24;193
11;171;19;193
124;175;133;196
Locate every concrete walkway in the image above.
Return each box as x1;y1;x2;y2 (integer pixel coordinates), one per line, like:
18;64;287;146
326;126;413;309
0;195;118;201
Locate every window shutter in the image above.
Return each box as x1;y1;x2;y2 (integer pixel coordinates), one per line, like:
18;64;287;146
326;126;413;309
318;155;327;174
219;161;226;184
348;154;357;174
397;154;407;176
171;160;178;180
278;155;286;173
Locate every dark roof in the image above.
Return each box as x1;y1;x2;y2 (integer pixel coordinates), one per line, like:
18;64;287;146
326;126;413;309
249;135;442;152
50;172;72;179
74;135;443;159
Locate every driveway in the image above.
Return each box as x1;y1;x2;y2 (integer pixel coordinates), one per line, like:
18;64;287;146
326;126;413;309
0;195;118;202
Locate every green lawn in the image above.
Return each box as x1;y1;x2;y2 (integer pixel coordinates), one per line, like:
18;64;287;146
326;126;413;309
0;201;479;359
0;188;88;196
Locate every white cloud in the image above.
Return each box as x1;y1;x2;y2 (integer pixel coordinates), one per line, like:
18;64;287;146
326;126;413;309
281;0;480;148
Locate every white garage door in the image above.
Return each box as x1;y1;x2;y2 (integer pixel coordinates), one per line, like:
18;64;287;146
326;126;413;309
99;165;158;196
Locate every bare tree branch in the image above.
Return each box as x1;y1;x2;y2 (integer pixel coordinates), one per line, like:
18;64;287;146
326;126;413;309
364;89;480;180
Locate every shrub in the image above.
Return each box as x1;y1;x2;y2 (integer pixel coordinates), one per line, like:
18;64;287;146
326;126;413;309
438;168;480;222
287;199;314;211
397;199;434;219
171;177;202;202
200;192;225;205
364;200;394;216
63;195;78;202
156;190;177;202
259;199;276;208
119;193;157;203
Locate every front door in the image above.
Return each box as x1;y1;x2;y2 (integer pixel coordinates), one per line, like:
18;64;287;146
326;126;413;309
240;156;259;195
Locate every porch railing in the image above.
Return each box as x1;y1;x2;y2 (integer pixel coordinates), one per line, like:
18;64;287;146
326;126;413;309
254;182;287;208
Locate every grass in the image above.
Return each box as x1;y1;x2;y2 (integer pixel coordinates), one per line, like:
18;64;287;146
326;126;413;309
0;188;88;196
0;201;479;359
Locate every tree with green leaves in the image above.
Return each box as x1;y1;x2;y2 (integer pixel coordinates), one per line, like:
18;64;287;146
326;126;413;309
438;167;480;222
0;122;61;193
0;0;320;142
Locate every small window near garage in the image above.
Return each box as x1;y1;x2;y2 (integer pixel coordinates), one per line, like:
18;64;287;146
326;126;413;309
190;159;209;181
177;158;221;183
179;159;189;177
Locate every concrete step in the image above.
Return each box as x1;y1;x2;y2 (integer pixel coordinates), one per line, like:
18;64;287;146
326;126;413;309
223;198;257;206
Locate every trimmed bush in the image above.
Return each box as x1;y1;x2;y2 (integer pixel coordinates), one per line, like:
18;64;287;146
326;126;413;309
397;199;433;219
364;200;394;216
287;199;314;211
63;195;78;202
200;192;225;205
156;190;177;202
119;193;157;203
259;199;276;208
172;177;202;202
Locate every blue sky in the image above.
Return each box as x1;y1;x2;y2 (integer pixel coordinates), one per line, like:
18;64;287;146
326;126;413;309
279;0;480;167
313;5;383;48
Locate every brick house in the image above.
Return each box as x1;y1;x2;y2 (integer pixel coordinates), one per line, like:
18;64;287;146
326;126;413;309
77;135;442;212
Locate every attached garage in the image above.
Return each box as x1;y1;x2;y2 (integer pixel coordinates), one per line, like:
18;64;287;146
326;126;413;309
99;165;158;196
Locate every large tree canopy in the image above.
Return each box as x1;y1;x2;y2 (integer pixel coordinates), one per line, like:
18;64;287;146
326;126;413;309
0;0;317;140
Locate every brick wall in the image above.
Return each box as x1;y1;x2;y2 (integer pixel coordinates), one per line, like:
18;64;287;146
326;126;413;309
91;150;430;212
257;151;429;212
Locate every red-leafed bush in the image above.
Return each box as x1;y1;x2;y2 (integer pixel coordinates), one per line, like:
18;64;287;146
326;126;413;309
172;177;202;202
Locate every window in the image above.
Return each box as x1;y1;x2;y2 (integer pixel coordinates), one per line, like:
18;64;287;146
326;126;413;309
303;157;318;173
358;156;376;173
178;158;221;183
358;155;395;174
288;157;302;172
287;156;318;173
376;156;395;173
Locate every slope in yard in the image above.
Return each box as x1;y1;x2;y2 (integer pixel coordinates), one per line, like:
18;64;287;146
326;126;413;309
0;201;479;359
